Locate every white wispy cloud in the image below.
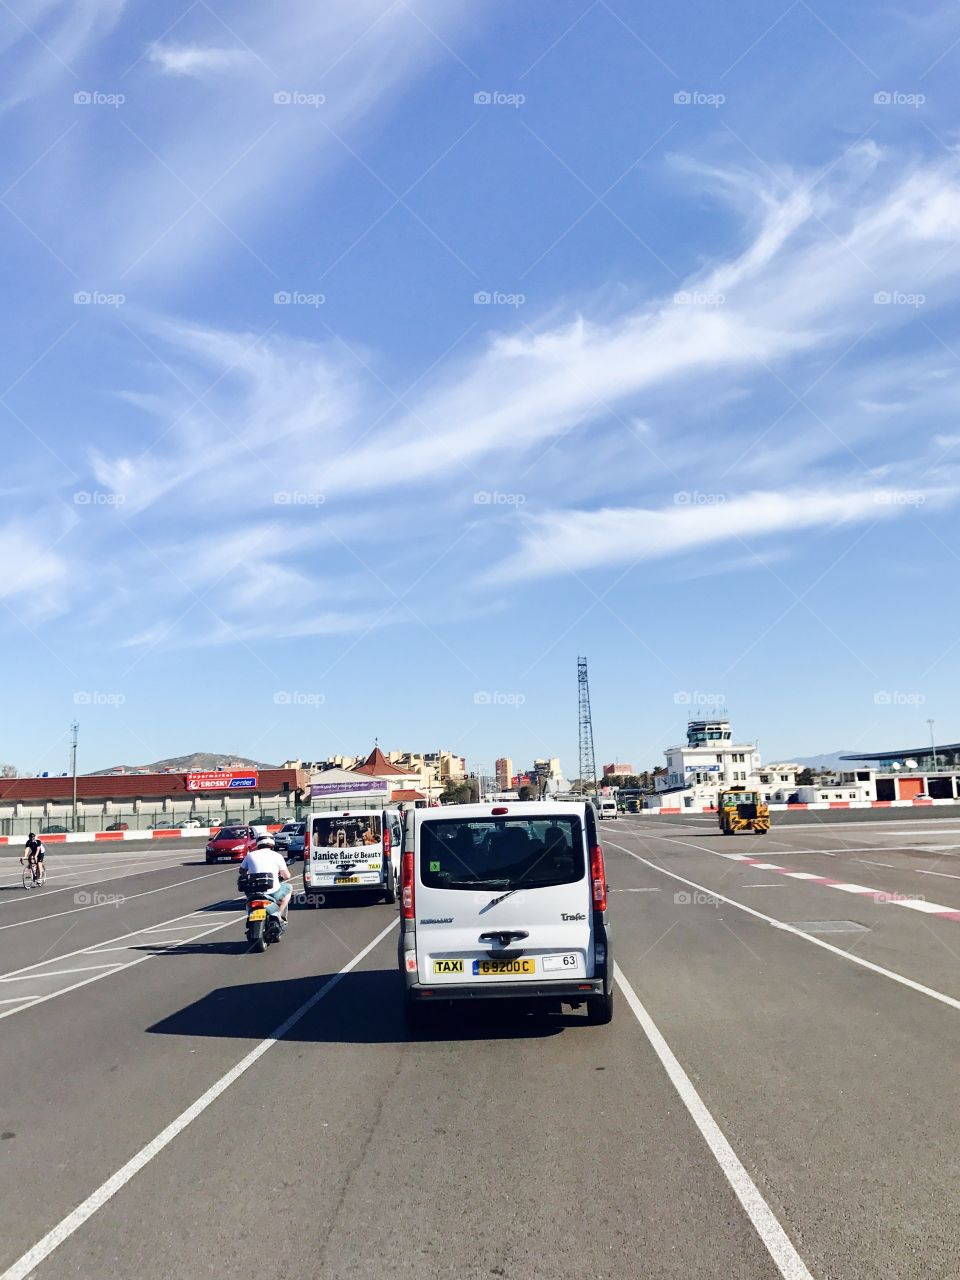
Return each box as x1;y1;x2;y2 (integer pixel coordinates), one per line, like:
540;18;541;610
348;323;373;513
486;486;954;583
78;145;960;641
146;44;255;77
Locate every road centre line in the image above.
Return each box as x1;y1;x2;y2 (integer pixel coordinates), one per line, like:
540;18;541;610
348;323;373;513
615;964;814;1280
0;869;229;932
606;840;960;1016
0;918;399;1280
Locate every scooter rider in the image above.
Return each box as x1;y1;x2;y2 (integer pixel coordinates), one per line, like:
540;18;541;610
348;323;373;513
238;834;293;922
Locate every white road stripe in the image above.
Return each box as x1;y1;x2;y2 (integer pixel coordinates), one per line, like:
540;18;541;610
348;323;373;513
0;853;191;902
0;918;398;1280
0;869;229;932
616;964;814;1280
0;902;239;982
0;918;237;1023
607;840;960;1015
0;963;120;983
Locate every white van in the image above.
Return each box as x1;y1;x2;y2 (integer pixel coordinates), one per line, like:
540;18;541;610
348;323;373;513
304;809;397;903
397;800;613;1027
597;795;618;820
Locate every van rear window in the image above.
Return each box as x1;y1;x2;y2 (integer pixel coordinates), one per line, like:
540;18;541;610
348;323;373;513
311;815;381;849
420;816;584;891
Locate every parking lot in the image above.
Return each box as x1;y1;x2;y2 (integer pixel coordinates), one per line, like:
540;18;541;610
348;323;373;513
3;811;960;1278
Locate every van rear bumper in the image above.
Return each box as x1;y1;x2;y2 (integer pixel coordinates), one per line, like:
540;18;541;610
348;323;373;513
404;978;606;1003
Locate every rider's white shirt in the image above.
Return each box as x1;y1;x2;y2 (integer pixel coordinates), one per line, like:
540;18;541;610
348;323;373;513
238;847;288;890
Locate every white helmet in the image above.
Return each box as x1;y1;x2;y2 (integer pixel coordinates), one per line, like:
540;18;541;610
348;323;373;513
256;834;276;850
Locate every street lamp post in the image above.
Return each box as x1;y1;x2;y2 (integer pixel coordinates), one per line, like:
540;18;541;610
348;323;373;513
928;719;938;772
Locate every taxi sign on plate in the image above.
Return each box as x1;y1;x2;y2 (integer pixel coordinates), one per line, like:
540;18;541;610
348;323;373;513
432;959;464;974
472;958;536;976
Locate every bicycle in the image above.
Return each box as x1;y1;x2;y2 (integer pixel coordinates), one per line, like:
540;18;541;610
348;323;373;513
21;857;44;889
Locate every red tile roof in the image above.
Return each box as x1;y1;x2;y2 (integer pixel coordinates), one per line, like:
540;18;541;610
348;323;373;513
391;789;426;802
353;747;418;778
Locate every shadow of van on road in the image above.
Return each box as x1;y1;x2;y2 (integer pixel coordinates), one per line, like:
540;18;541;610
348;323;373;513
146;968;576;1044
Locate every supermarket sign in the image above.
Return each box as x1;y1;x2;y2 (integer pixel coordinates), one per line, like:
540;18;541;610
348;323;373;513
185;770;259;791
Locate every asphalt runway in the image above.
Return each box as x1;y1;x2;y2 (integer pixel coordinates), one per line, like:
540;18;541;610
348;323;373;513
2;815;960;1278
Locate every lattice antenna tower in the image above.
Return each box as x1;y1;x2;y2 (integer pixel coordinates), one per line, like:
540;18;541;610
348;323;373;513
577;656;597;796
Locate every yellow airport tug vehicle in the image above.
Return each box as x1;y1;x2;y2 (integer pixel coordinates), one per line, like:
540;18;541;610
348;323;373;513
718;786;770;836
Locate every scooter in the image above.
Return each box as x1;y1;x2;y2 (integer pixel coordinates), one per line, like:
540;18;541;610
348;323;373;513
239;870;287;953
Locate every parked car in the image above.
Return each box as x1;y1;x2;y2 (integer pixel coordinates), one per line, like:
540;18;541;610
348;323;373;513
205;825;258;863
398;799;613;1028
105;822;129;831
41;825;68;834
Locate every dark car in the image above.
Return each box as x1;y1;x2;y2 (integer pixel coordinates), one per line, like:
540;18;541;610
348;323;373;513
205;825;258;864
41;825;68;834
274;821;306;860
106;822;129;831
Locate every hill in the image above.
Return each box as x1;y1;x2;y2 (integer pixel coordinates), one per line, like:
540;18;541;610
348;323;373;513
792;750;856;771
90;752;278;775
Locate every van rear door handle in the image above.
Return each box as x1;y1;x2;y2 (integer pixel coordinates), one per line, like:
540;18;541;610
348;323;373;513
479;930;529;948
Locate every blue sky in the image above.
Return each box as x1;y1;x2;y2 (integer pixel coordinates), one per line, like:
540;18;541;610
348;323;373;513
3;0;960;777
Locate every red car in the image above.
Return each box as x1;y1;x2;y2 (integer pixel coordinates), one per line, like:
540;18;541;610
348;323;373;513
205;826;258;864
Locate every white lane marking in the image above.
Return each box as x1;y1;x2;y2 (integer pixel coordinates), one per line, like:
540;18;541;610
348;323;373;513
0;963;120;983
0;917;237;1023
606;840;960;1015
830;883;877;894
0;869;228;932
916;869;960;881
746;862;784;870
856;860;895;868
0;918;398;1280
744;883;785;888
0;901;238;982
0;853;192;901
781;872;824;881
615;964;814;1280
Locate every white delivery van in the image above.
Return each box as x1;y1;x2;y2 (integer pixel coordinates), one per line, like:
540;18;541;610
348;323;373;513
398;800;613;1028
304;810;397;904
597;795;618;820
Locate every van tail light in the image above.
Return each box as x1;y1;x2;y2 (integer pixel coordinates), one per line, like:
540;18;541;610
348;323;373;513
383;821;391;860
590;845;607;912
401;849;415;919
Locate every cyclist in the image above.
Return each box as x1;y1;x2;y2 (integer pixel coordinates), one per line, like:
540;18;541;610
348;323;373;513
21;832;45;884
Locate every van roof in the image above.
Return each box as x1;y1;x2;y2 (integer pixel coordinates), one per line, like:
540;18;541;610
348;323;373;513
416;800;588;820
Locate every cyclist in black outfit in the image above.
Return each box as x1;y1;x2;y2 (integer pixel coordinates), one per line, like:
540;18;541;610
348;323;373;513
22;832;45;883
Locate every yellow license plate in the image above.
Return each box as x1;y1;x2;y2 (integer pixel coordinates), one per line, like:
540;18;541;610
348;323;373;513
334;876;360;884
473;958;536;976
432;959;465;975
248;908;266;921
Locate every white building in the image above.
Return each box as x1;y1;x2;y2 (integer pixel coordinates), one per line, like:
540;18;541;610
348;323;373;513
646;719;798;809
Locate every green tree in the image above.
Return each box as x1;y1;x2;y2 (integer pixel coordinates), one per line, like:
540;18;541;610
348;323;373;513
796;768;815;785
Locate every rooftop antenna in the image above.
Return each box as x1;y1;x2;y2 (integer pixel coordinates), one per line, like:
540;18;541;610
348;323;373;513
578;656;597;797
